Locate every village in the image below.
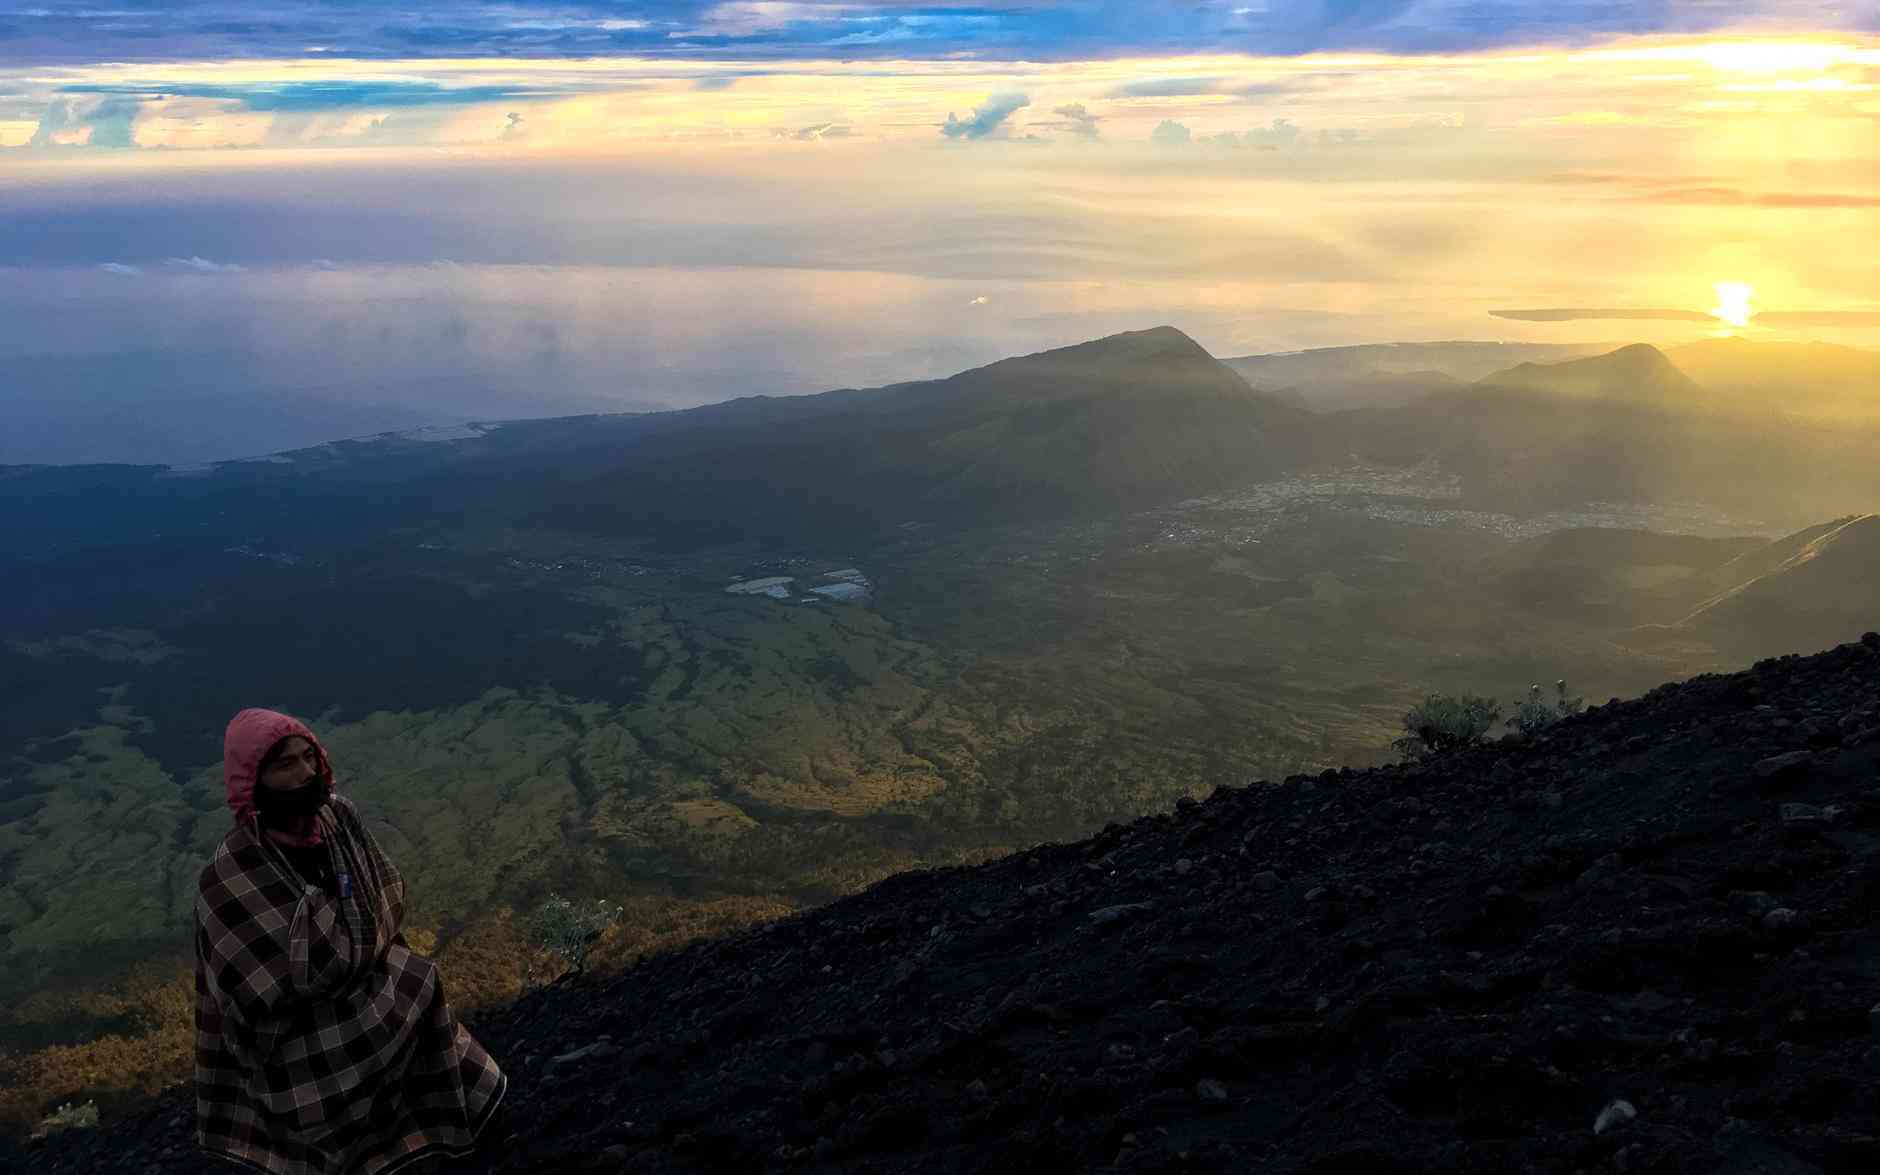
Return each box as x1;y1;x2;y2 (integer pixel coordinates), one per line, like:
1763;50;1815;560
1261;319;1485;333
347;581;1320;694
1159;464;1783;544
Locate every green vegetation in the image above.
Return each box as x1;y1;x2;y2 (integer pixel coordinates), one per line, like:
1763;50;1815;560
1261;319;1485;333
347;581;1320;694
0;542;1337;1053
1391;677;1587;758
1392;693;1502;759
31;1100;97;1140
0;492;1769;1048
1510;680;1585;738
525;894;623;978
0;450;1841;1122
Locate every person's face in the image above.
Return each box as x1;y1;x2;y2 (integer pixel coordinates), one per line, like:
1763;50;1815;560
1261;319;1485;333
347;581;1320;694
259;737;321;792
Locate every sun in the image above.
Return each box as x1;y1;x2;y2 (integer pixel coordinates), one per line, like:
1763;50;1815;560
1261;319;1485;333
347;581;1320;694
1710;282;1754;328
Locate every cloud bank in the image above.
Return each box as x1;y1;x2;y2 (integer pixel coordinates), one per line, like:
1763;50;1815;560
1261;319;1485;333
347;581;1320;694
941;92;1029;140
1046;102;1101;140
1493;308;1880;326
3;1;1871;65
1491;308;1718;322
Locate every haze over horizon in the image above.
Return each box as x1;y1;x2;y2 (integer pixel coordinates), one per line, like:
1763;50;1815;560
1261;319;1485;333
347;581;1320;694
3;2;1878;463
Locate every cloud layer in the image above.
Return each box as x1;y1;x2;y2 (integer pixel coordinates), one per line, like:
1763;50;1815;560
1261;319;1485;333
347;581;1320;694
2;1;1871;64
941;92;1029;139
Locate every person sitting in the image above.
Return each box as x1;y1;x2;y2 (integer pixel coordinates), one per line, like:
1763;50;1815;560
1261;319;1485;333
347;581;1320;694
194;707;507;1174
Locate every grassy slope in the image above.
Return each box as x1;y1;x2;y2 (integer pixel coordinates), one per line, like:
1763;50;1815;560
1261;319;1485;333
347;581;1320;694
10;496;1877;1134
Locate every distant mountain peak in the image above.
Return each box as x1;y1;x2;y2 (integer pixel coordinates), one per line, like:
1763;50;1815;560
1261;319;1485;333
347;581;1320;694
1674;336;1873;359
970;325;1216;373
1478;342;1700;400
1493;341;1672;376
909;325;1267;415
1124;324;1198;344
1604;340;1675;364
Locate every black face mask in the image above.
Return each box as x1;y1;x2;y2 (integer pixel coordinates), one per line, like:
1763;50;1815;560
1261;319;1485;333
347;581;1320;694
257;777;332;824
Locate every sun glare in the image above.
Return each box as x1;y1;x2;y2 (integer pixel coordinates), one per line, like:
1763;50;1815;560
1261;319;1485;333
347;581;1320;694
1710;282;1755;328
1595;39;1871;73
1689;41;1852;73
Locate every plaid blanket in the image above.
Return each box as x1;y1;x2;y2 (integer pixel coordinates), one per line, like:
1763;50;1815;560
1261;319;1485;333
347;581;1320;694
195;795;506;1175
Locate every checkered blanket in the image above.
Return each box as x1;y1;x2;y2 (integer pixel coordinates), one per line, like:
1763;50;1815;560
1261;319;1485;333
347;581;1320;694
194;795;506;1175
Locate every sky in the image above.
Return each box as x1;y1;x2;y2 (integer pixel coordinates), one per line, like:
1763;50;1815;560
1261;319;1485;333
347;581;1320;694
3;2;1878;463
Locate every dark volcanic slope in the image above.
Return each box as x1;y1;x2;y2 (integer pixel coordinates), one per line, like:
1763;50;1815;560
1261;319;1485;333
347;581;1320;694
19;637;1880;1175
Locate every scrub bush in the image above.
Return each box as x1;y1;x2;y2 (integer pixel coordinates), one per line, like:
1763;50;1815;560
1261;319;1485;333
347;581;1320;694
32;1100;98;1141
525;893;622;977
1394;693;1501;759
1510;679;1585;737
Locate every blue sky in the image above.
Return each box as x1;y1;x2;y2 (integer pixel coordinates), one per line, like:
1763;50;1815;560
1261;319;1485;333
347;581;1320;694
4;1;1871;65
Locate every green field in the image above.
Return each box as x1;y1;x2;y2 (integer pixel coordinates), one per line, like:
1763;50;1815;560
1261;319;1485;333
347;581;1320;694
0;472;1806;1061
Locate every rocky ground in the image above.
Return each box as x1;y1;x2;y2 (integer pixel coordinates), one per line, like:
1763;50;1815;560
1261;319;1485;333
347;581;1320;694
13;635;1880;1174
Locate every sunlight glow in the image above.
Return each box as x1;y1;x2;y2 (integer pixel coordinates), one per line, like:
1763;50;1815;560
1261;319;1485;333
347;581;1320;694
1595;39;1874;73
2;33;1875;348
1689;41;1851;73
1711;282;1755;327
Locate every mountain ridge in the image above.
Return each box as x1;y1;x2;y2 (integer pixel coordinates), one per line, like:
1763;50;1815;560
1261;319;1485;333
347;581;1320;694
1645;514;1880;661
7;333;1875;478
1222;341;1615;414
1341;340;1880;517
509;325;1314;544
1473;343;1703;404
0;325;1311;554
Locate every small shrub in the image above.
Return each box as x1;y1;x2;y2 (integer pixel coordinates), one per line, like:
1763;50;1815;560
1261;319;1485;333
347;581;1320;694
31;1100;98;1141
1510;679;1584;738
524;893;622;979
1394;693;1501;760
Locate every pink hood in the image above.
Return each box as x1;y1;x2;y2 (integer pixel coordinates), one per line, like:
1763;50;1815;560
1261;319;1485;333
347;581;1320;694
223;707;335;847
